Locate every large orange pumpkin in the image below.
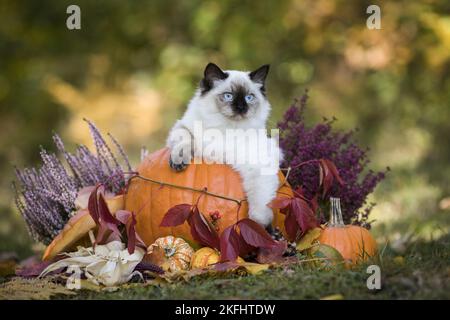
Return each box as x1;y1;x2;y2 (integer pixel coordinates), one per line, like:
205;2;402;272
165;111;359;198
318;197;377;265
125;148;292;246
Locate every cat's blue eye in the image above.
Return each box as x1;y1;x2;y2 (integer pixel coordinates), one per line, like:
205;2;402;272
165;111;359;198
245;94;255;103
223;93;233;102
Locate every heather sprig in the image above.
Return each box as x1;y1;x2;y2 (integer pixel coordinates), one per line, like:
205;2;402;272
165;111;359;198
278;91;388;228
14;120;131;244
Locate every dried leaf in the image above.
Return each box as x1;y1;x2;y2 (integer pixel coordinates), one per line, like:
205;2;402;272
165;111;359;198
240;262;270;275
320;294;344;300
257;240;287;264
296;227;322;251
213;261;269;275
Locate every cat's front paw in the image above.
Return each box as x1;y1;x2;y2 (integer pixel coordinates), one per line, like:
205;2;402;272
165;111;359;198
169;156;189;172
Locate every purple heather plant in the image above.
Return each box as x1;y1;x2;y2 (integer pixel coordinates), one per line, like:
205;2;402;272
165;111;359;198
278;91;388;228
13;119;132;244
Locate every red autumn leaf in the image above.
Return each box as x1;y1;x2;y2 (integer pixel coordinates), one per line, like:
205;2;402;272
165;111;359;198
219;225;240;262
294;186;306;197
257;240;287;264
310;194;319;213
284;211;299;241
104;230;121;243
87;185;100;224
319;159;344;197
268;196;292;210
213;261;241;272
116;210;145;254
160;204;192;227
94;193;121;245
292;187;310;202
237;219;276;248
323;159;344;185
319;159;334;197
236;230;256;257
187;206;220;250
291;197;319;234
98;194;121;233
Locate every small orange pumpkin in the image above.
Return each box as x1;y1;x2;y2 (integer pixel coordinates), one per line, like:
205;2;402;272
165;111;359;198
125;148;293;246
318;197;377;265
145;236;194;272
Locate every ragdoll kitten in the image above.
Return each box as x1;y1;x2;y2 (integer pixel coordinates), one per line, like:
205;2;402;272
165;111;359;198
166;63;281;228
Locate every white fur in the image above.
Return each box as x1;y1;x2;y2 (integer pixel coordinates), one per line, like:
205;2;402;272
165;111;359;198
167;70;282;226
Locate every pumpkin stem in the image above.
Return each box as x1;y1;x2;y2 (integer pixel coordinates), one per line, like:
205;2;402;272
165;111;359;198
329;197;345;227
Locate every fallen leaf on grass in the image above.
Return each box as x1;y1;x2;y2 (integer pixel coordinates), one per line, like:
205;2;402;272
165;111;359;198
240;262;270;275
257;241;287;264
320;294;344;300
296;227;322;251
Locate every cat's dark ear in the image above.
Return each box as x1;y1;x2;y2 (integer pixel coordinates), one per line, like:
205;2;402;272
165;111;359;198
249;64;270;85
200;63;228;94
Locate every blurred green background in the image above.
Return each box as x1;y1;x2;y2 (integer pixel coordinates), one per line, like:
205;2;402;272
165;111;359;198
0;0;449;258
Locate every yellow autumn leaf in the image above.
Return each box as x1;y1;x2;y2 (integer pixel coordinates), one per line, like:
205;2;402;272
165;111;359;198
240;262;270;275
320;294;344;300
296;227;323;251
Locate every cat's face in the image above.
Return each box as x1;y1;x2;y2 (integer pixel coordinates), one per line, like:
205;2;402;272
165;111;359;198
198;63;270;121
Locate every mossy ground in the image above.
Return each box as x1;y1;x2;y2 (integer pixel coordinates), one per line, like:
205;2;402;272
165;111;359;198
50;233;449;300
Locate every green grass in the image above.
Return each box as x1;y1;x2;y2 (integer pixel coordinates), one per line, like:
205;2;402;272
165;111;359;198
2;212;449;300
54;234;449;300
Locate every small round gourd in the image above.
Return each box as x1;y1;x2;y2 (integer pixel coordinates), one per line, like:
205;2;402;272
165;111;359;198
318;198;377;265
190;247;220;269
146;236;194;272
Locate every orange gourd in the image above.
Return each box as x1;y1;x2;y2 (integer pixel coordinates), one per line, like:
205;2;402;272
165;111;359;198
125;148;292;246
190;247;220;269
191;247;245;269
318;197;377;265
146;236;194;272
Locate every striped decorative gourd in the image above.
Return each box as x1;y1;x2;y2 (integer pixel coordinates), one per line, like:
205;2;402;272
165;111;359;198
146;236;194;272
